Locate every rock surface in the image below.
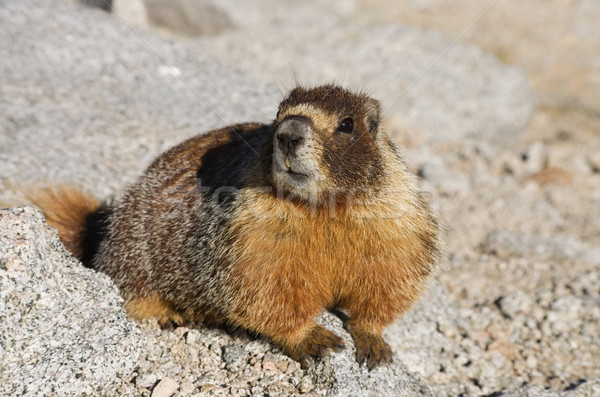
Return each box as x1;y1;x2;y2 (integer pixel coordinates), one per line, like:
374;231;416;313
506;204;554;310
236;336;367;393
356;0;600;146
1;0;598;396
0;0;277;199
0;207;141;395
192;0;534;149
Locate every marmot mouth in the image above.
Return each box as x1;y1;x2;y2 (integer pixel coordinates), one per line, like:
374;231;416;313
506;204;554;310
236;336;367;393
273;160;313;187
287;168;305;176
286;168;308;180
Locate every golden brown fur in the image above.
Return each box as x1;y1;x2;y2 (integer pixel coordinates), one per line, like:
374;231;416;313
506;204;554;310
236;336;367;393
226;196;436;364
31;85;440;370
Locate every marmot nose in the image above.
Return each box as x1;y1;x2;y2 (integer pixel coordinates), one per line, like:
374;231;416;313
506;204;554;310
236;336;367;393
275;117;310;156
277;132;303;155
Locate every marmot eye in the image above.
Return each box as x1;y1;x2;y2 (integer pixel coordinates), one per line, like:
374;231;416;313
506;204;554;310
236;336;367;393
337;117;354;134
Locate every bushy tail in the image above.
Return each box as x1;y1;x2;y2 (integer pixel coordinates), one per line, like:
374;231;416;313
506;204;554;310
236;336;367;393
25;185;110;267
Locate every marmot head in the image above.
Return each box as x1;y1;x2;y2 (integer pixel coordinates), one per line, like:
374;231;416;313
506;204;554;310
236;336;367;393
269;85;387;202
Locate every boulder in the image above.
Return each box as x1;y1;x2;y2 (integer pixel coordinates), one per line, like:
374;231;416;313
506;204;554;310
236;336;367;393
0;207;141;395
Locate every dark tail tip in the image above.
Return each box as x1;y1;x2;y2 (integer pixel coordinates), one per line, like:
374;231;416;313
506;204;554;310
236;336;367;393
79;203;112;268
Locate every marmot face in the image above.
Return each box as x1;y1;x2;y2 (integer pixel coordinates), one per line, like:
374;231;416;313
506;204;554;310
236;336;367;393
271;85;385;202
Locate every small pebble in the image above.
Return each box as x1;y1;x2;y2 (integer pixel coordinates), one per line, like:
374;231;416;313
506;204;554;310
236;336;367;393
222;344;245;363
298;377;313;394
136;373;158;389
200;383;217;393
186;329;200;345
262;353;280;372
151;377;179;397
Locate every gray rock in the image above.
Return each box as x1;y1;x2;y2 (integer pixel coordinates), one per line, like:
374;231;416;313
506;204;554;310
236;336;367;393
493;150;527;177
544;296;584;335
495;291;535;319
569;378;600;396
113;0;149;28
136;373;159;389
387;284;517;396
0;0;278;201
499;384;564;397
298;376;314;393
481;230;600;265
81;0;112;12
307;313;434;397
0;207;142;395
222;344;246;364
144;0;234;37
547;144;594;176
502;379;600;397
185;329;201;345
418;157;471;194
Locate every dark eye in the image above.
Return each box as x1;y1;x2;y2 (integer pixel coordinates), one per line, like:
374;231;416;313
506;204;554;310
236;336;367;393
337;117;354;134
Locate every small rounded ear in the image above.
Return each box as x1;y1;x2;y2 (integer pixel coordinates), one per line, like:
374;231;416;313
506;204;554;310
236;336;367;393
364;98;381;139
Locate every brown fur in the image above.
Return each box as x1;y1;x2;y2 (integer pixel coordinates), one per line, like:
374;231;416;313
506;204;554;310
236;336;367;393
30;85;440;370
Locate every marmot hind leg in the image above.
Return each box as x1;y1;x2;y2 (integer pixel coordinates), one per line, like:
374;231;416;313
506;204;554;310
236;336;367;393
344;320;393;370
284;323;345;369
229;289;345;367
340;297;409;369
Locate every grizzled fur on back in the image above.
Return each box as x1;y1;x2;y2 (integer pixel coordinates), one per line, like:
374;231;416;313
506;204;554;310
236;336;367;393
93;123;271;324
37;85;441;369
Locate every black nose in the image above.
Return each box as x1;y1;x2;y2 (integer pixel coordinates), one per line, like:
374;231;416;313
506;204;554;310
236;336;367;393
275;117;310;156
277;132;304;155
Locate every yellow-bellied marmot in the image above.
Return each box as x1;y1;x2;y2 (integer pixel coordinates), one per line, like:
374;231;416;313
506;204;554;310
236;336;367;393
33;85;440;369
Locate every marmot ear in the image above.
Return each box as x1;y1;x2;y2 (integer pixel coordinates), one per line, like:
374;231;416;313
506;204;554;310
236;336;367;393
364;97;381;139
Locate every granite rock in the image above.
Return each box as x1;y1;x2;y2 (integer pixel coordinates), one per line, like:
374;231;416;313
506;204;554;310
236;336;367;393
0;207;142;395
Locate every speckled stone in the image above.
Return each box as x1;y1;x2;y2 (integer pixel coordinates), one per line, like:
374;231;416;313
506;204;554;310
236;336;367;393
0;207;142;395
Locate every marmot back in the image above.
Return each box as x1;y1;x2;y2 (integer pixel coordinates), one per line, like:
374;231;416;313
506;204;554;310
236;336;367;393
39;85;441;370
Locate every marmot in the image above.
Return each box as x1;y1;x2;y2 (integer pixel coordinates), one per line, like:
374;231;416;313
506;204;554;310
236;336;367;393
33;85;440;369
